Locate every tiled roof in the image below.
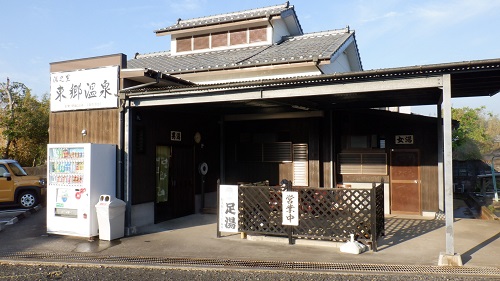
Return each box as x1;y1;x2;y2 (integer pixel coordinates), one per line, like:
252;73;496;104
155;2;296;34
128;28;354;74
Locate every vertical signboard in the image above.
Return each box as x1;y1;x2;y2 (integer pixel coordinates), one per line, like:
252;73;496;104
50;66;119;112
155;146;170;203
282;191;299;226
218;185;239;233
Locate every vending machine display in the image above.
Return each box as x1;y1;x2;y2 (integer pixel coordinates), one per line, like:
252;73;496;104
46;143;116;238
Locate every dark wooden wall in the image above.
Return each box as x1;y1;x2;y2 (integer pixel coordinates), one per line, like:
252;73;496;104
334;109;439;212
131;107;221;205
224;117;320;186
49;109;120;144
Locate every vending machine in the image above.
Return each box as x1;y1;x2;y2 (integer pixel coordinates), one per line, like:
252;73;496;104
46;143;116;238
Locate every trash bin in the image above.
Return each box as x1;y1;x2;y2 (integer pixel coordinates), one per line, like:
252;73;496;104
95;194;126;240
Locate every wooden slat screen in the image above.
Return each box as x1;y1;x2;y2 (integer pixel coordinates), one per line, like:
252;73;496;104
339;153;387;175
262;142;292;162
236;142;292;162
293;143;308;186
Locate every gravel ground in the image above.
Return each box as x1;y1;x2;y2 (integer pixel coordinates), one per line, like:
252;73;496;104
0;262;498;281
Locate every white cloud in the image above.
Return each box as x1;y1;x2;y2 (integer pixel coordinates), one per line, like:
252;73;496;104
169;0;207;14
413;0;500;26
29;56;45;65
148;20;172;30
92;41;115;51
359;10;400;24
0;42;16;50
352;0;500;45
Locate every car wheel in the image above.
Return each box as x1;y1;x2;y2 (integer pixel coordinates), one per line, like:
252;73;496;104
18;191;38;208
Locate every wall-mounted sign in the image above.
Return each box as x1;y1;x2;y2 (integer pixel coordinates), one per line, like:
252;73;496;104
50;66;119;112
218;185;239;233
282;191;299;226
395;135;414;145
170;131;182;141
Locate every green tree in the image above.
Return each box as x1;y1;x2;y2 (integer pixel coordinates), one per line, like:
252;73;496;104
452;106;494;160
485;113;500;154
0;78;49;166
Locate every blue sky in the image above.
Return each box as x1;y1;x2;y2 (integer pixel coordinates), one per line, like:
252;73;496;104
1;0;500;116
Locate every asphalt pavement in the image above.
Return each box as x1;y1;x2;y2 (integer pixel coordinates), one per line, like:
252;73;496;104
0;262;498;281
0;200;499;279
0;205;40;231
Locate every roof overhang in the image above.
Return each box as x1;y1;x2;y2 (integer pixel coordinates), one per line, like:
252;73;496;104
280;7;303;36
123;58;500;114
163;18;272;36
120;68;194;90
154;3;296;36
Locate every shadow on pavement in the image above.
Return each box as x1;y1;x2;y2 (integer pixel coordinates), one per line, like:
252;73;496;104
461;231;500;264
377;218;445;251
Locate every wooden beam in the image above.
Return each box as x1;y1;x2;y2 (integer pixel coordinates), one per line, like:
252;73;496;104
130;76;444;107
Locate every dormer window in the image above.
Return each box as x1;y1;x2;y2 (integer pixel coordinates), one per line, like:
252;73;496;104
174;25;268;54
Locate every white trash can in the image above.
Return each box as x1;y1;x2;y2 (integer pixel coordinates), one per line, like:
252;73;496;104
95;195;126;240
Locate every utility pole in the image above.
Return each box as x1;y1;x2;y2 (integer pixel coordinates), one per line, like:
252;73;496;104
492;156;499;202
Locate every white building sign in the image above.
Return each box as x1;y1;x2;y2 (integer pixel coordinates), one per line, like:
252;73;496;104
282;191;299;226
50;66;119;112
218;185;239;233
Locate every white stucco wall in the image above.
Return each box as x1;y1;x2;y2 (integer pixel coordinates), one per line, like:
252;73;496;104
271;18;292;42
320;52;352;74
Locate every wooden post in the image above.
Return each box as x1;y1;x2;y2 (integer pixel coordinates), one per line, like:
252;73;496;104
216;179;221;238
370;182;378;252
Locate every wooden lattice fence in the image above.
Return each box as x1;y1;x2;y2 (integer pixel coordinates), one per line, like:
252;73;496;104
220;182;385;251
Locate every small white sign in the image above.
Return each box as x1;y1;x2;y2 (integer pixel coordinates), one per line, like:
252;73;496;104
395;135;414;145
170;131;182;141
50;66;119;112
282;191;299;226
219;185;239;232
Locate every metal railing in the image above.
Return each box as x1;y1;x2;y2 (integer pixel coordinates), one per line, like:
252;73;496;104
234;181;385;251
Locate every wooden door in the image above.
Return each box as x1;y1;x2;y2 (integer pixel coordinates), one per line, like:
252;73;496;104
390;149;421;214
155;145;195;223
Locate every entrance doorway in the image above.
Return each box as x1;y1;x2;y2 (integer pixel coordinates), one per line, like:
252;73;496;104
155;145;195;223
390;149;421;214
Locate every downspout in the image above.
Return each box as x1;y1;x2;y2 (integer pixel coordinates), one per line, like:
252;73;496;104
313;56;324;74
118;92;134;234
123;98;133;235
267;15;274;29
117;93;126;200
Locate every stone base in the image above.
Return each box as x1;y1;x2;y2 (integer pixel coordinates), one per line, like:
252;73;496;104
438;252;463;266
